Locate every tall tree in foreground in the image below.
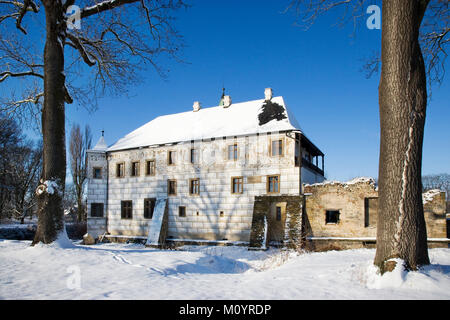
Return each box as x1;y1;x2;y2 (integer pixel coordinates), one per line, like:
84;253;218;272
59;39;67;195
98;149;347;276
69;124;92;222
0;0;186;245
289;0;448;273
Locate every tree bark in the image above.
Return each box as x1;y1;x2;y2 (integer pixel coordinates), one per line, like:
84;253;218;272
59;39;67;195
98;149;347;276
32;2;67;245
374;0;430;273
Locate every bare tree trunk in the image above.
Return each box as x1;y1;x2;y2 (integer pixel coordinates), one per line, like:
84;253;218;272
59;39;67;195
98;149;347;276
374;0;430;273
32;2;66;245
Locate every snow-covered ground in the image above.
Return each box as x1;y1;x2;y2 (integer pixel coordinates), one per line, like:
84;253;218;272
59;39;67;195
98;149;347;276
0;239;449;300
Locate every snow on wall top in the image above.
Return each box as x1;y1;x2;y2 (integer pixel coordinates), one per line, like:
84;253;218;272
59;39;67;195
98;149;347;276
304;177;377;188
107;96;302;151
423;189;442;205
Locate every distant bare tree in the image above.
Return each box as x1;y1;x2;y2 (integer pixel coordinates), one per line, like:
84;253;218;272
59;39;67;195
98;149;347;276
422;173;450;194
288;0;448;273
69;124;91;222
8;140;42;223
0;0;187;245
0;114;42;222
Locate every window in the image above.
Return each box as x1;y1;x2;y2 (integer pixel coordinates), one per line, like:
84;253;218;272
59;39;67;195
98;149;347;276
116;163;125;178
146;160;155;176
267;175;280;193
121;201;132;219
168;151;176;165
91;203;104;217
178;206;186;217
131;161;140;177
168;179;177;195
271;139;283;156
276;206;282;221
190;148;199;164
228;144;238;160
325;210;340;224
93;168;102;179
231;177;243;194
144;198;156;219
364;198;378;227
189;178;200;195
219;211;224;217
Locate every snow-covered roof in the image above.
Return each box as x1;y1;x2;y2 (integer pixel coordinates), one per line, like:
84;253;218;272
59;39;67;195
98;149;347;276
108;96;302;151
91;135;108;152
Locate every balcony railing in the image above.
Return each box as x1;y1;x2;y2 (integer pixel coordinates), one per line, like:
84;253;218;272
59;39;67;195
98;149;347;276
301;158;324;176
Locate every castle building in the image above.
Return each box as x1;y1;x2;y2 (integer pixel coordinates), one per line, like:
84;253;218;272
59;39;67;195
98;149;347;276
86;88;325;245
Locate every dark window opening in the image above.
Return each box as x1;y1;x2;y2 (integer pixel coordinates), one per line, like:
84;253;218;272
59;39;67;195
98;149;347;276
219;211;224;217
190;148;198;164
93;168;102;179
276;206;282;221
190;178;200;195
146;160;155;175
179;206;186;217
116;163;124;178
121;201;132;219
91;203;104;217
144;198;156;219
131;161;140;177
168;180;177;195
326;210;340;224
168;151;176;165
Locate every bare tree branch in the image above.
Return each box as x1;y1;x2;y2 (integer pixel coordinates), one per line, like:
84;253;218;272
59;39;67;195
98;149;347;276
0;70;43;82
15;0;39;34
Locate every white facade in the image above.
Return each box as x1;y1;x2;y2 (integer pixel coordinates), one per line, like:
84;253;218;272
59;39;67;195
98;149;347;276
87;91;325;243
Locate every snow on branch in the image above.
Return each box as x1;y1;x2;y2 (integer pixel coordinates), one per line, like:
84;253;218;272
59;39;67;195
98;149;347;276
66;33;96;66
80;0;140;19
0;70;43;82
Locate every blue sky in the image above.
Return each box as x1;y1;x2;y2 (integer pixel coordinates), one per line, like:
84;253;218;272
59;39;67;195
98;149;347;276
63;0;449;181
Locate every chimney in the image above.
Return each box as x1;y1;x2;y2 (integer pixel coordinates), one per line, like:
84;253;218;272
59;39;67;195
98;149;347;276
193;101;201;112
223;95;232;108
264;88;273;101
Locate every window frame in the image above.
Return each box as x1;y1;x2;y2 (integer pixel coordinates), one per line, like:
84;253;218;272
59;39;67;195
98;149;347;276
167;150;176;165
131;161;140;177
189;178;200;196
270;139;284;157
231;176;244;194
167;179;177;196
116;162;125;178
267;175;280;194
276;206;282;221
178;206;186;217
325;210;340;224
93;167;102;179
190;148;199;164
227;143;238;161
90;203;104;217
144;198;156;219
121;200;133;219
145;159;156;176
